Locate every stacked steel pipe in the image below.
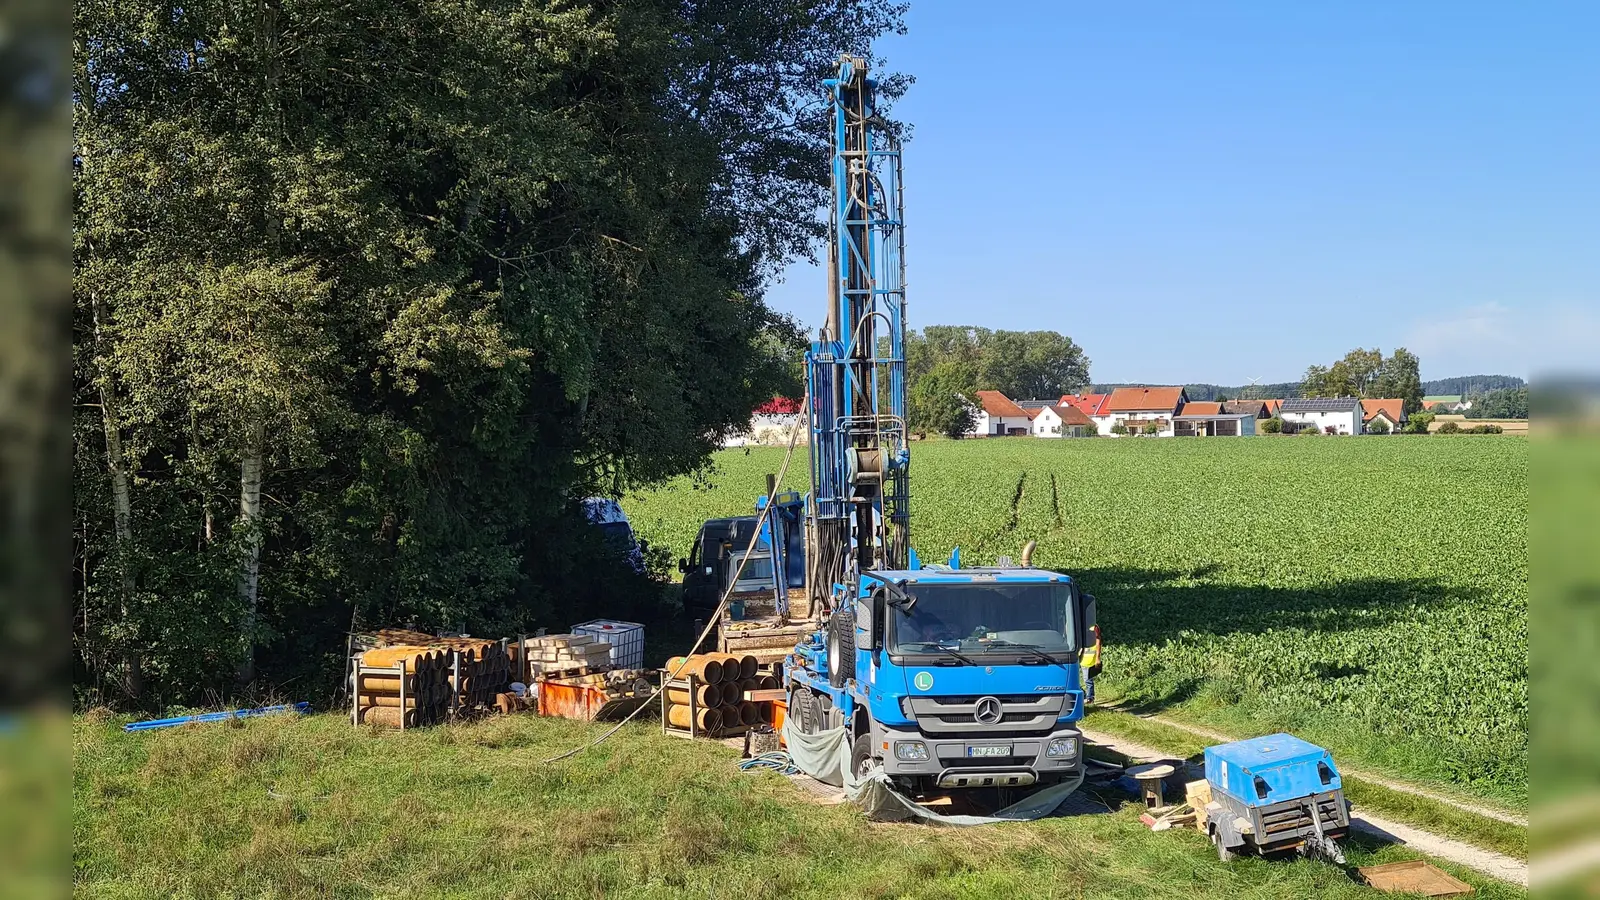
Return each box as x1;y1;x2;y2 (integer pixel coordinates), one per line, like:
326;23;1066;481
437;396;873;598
432;637;512;709
354;629;515;723
662;653;771;734
354;646;451;728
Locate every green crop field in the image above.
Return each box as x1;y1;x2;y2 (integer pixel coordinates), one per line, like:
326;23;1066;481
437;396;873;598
625;437;1529;807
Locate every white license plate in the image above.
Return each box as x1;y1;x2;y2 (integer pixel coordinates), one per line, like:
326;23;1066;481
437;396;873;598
967;744;1012;758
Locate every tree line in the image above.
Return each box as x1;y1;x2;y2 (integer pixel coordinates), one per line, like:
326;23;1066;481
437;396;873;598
74;0;908;708
1301;348;1425;412
905;326;1091;437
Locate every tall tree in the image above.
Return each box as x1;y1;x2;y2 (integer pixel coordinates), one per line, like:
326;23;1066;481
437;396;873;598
74;0;907;706
906;325;1090;401
907;362;977;438
1303;347;1423;410
1372;347;1425;413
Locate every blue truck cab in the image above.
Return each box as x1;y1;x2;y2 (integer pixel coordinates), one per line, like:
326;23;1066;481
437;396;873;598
1203;733;1351;860
785;564;1100;796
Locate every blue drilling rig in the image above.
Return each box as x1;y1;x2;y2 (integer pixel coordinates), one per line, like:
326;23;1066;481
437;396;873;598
755;56;1101;795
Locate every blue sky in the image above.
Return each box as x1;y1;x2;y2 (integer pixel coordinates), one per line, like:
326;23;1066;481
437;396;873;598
763;2;1598;385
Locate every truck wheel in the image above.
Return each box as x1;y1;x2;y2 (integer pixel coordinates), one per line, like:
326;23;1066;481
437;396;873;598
850;732;875;781
827;609;856;688
793;688;822;735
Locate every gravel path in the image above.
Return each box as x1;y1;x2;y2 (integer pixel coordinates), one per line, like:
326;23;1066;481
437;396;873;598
1124;711;1528;827
1078;725;1528;886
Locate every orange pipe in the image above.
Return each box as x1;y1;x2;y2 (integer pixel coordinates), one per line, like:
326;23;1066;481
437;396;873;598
666;683;721;707
666;656;725;685
666;704;722;731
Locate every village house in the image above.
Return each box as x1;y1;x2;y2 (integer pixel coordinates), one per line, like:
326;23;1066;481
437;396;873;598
1220;399;1272;418
1095;386;1188;437
969;390;1032;436
1173;401;1259;437
1360;398;1406;434
1279;397;1363;435
1019;401;1094;437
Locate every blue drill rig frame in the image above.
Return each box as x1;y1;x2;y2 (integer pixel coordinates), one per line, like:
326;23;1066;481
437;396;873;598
804;54;910;610
775;56;1101;798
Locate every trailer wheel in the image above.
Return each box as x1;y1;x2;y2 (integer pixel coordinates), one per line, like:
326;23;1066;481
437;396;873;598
850;733;875;781
827;609;856;688
1211;825;1238;862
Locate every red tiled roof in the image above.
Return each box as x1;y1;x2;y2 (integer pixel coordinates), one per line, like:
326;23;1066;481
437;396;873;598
1103;386;1186;413
1180;401;1223;416
975;390;1028;418
1262;399;1284;415
1055;404;1093;426
1061;393;1108;416
1362;398;1405;422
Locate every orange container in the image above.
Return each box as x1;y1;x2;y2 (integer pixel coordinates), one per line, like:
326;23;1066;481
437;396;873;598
537;677;651;722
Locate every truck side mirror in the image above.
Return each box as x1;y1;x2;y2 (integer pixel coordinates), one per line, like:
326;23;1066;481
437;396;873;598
677;557;689;573
859;591;883;651
1083;593;1097;634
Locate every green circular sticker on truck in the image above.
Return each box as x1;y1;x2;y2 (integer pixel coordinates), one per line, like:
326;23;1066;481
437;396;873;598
913;671;934;691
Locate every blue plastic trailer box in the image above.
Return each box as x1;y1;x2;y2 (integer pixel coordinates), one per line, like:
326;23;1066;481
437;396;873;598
1202;733;1350;861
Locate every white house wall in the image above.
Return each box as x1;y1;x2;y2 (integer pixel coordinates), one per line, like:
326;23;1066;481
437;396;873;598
1101;411;1178;437
969;412;1031;437
1282;409;1360;435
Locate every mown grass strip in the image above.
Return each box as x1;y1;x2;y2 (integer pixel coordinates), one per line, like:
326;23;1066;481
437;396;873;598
76;712;1529;900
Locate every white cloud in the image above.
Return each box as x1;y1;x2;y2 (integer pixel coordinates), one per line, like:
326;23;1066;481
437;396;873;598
1407;301;1600;378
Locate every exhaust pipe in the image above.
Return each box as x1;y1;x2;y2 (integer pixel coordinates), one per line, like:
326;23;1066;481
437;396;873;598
1020;540;1037;567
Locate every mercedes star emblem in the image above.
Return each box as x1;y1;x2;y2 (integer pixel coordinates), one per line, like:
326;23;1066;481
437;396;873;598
974;696;1003;725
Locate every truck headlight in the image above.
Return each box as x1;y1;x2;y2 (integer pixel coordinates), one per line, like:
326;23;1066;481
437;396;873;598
1046;737;1079;758
895;741;929;761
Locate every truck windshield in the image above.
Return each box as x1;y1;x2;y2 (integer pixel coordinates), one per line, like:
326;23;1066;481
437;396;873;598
889;582;1076;655
597;521;634;551
727;554;774;589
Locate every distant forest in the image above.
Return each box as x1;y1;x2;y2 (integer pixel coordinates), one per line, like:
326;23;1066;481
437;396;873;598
1419;375;1526;396
1092;374;1526;402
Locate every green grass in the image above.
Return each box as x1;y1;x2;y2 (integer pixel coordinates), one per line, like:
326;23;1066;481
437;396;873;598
74;712;1527;899
1081;709;1528;861
625;438;1528;807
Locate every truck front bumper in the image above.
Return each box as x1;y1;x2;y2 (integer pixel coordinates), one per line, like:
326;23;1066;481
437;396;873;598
869;722;1085;784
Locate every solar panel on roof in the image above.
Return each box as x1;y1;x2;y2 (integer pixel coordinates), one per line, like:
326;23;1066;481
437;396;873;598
1281;398;1360;412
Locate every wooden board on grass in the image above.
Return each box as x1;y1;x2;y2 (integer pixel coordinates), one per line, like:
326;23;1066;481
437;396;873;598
1357;860;1473;896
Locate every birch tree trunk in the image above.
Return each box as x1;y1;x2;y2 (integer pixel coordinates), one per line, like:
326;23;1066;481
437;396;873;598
235;421;265;685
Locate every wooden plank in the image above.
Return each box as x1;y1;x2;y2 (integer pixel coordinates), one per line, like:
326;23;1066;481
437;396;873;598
1357;860;1473;896
743;689;787;702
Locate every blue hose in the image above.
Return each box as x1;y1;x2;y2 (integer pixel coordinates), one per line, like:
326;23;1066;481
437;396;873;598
123;702;310;732
739;751;801;776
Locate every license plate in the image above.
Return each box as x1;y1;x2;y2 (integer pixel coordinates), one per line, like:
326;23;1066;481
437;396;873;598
967;744;1012;758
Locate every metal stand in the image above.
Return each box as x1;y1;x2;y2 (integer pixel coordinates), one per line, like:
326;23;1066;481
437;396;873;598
661;672;709;739
351;658;410;731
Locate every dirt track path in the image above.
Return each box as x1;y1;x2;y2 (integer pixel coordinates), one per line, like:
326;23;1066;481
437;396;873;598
1124;711;1528;827
1077;725;1528;886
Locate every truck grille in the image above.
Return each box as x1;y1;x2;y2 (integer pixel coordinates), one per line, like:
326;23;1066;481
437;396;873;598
905;694;1066;735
